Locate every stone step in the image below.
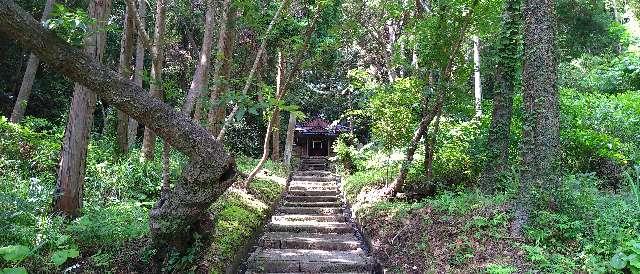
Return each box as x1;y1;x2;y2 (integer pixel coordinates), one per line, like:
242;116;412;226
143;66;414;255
246;248;375;273
291;176;334;182
289;185;338;192
289;182;337;188
268;220;353;234
283;201;342;208
277;207;343;215
294;170;333;177
285;195;339;203
259;232;360;251
287;190;340;196
272;214;346;222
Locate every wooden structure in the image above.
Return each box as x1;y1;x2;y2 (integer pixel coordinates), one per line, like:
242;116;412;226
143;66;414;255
294;118;350;157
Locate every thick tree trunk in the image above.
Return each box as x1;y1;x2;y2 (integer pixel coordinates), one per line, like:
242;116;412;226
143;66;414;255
53;0;112;217
116;5;135;154
473;35;482;118
0;0;236;248
283;112;296;170
479;0;521;194
216;0;292;141
206;1;236;135
141;0;167;161
511;0;559;238
9;0;55;123
182;0;220;116
127;0;146;148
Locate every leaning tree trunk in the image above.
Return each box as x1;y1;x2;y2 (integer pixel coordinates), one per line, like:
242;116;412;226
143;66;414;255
511;0;559;238
283;112;296;170
141;0;167;161
243;5;322;186
116;4;135;154
9;0;55;123
0;0;236;249
216;0;292;141
479;0;522;194
53;0;112;217
387;0;479;197
127;0;146;148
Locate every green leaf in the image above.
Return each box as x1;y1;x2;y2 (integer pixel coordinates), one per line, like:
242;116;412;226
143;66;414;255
629;254;640;268
55;235;71;247
1;267;28;274
0;245;30;262
611;252;628;270
51;248;79;266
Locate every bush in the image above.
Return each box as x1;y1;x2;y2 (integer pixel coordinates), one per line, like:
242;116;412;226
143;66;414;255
333;132;359;174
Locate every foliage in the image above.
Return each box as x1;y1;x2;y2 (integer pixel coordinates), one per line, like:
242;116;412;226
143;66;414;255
333;132;359;174
560;52;640;94
46;4;96;45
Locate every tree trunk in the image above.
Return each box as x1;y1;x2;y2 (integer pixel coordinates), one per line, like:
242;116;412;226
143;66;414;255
9;0;55;123
243;51;285;187
206;1;236;135
116;5;136;154
182;0;221;116
216;0;292;141
53;0;112;217
127;0;146;148
283;112;296;171
270;52;286;162
479;0;521;194
141;0;167;161
0;0;236;249
473;35;482;118
511;0;559;238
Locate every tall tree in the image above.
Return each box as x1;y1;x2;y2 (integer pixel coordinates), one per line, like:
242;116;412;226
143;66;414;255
0;0;236;248
9;0;55;123
205;0;236;134
479;0;522;194
182;0;224;116
127;0;146;148
116;4;136;154
473;35;482;117
53;0;112;217
135;0;167;161
386;0;480;197
511;0;559;237
283;112;296;170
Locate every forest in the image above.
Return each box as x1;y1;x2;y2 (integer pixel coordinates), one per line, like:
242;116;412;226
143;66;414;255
0;0;639;273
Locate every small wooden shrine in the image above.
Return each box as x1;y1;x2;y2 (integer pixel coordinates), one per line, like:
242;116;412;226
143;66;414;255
294;118;350;157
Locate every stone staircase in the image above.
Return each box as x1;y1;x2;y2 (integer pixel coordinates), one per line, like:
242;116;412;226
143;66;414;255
245;158;377;273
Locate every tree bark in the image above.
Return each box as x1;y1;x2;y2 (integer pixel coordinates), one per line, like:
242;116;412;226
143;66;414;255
283;112;296;171
479;0;521;194
182;0;221;116
127;0;146;148
9;0;55;123
53;0;112;217
116;4;136;154
205;0;236;135
0;0;236;248
511;0;559;238
473;35;482;118
270;52;286;162
141;0;167;161
216;0;292;142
